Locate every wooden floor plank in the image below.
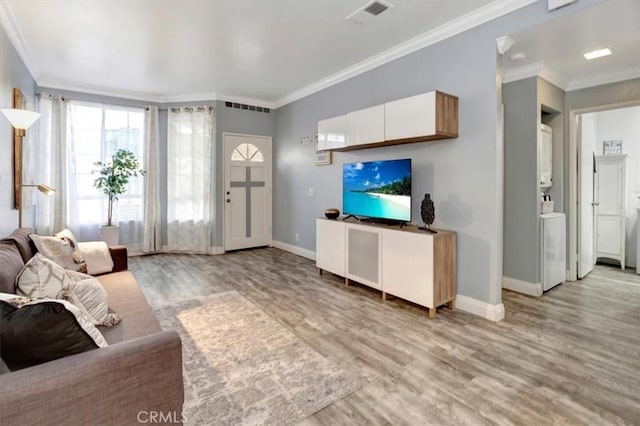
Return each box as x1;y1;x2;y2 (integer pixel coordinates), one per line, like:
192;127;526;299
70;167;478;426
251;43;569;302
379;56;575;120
130;249;640;425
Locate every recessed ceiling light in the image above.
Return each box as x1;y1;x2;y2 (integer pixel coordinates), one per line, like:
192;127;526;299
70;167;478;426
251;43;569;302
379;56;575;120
583;48;612;60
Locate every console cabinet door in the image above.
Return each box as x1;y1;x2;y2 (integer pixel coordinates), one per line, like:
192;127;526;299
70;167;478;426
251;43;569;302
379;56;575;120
346;105;385;147
317;115;347;150
316;219;345;276
384;92;436;142
382;230;434;307
346;224;382;290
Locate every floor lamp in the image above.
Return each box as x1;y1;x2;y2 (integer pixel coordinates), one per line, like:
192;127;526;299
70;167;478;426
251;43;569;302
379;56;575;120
1;107;56;228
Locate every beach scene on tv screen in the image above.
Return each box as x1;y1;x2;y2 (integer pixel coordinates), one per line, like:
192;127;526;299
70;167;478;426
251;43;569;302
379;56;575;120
343;159;411;221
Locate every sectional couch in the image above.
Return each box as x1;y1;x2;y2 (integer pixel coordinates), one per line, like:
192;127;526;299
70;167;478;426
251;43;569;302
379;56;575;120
0;228;184;425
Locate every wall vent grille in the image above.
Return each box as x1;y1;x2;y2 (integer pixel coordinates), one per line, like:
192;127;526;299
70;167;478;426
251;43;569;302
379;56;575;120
224;101;270;113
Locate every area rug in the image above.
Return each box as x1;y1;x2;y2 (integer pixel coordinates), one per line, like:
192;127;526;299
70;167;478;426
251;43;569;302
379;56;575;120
154;291;359;425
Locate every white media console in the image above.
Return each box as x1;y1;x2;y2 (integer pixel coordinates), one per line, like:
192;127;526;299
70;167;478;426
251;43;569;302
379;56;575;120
316;217;457;318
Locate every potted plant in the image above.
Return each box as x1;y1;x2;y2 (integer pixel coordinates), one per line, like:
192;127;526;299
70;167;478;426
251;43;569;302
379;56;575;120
93;149;145;245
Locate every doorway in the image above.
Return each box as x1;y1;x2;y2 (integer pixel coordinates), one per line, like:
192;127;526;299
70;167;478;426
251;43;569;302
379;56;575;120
574;105;640;278
223;133;272;251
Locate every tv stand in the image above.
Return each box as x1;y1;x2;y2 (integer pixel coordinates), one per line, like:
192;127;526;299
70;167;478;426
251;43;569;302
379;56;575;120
342;214;360;221
359;217;407;228
316;218;456;319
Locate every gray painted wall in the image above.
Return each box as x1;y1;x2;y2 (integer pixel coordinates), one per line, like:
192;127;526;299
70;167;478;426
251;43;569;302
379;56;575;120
502;76;565;285
1;24;36;235
273;0;598;305
503;77;539;284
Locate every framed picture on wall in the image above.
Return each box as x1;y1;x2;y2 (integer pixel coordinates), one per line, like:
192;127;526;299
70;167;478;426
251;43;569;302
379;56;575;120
603;140;622;155
314;131;332;166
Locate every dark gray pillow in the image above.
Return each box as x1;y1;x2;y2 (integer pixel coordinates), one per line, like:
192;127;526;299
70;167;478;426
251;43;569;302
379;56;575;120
0;300;103;371
0;242;23;294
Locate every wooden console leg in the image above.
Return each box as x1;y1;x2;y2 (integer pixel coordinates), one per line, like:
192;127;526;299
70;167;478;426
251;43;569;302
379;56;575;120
382;292;387;301
447;299;455;310
318;268;323;275
345;277;349;287
428;307;436;319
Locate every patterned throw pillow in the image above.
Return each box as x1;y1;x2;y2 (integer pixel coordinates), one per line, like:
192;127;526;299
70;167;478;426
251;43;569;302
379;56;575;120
29;231;88;274
16;254;121;327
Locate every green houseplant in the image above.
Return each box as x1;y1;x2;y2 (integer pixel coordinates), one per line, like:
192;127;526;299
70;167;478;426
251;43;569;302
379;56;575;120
93;149;145;228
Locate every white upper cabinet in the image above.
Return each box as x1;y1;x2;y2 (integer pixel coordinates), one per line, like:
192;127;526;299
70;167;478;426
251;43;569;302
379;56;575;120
317;114;347;150
317;90;458;151
384;92;437;141
346;105;385;147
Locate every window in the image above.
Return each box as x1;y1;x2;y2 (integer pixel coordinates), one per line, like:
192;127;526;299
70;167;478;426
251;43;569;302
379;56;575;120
231;143;263;162
69;102;145;231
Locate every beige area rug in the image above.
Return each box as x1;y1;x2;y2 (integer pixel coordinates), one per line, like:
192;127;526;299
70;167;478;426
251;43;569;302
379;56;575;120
154;291;359;425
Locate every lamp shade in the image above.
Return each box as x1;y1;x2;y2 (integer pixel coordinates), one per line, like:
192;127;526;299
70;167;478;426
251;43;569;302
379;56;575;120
0;108;41;130
36;184;56;196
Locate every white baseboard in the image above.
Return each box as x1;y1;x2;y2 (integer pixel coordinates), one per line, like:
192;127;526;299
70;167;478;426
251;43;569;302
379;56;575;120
502;276;543;297
159;245;225;255
456;294;505;322
272;240;316;261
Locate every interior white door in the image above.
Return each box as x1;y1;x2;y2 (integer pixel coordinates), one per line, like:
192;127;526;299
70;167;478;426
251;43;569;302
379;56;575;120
223;133;272;251
578;115;595;279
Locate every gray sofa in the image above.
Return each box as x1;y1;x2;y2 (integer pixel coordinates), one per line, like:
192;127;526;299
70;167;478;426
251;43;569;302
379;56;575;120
0;228;184;425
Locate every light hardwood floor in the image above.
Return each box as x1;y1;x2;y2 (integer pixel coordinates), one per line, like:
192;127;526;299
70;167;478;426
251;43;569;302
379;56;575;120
130;249;640;425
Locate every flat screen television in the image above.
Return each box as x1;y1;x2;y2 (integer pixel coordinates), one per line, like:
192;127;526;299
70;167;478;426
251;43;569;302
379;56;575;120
342;159;411;222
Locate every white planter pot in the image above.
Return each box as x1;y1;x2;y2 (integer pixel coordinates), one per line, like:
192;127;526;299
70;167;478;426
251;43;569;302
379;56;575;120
100;226;119;246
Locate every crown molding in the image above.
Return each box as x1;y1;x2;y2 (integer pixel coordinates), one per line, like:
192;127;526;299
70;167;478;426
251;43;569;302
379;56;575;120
274;0;538;108
37;77;170;103
502;60;569;90
502;61;544;84
566;64;640;92
38;77;279;107
538;65;569;90
0;1;40;80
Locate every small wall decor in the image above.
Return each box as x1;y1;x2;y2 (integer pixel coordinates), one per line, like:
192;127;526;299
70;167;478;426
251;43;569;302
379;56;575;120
314;131;332;166
603;140;622;155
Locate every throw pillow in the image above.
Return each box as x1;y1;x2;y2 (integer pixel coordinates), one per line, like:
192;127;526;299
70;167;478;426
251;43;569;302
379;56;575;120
0;299;107;371
77;241;114;275
29;233;87;274
16;254;121;327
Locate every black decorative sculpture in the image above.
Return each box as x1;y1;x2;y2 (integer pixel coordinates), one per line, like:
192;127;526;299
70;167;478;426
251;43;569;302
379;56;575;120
419;193;437;233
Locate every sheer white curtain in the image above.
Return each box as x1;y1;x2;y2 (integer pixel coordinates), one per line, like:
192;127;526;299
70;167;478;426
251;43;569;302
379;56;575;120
141;106;161;253
37;97;147;250
35;93;72;235
167;106;215;253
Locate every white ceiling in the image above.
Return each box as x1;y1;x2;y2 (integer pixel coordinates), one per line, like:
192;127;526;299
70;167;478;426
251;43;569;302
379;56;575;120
502;0;640;90
6;1;635;106
1;0;534;107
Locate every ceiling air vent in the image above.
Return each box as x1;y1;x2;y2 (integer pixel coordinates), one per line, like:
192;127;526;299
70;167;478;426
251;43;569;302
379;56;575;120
225;101;270;113
346;0;393;24
364;1;389;16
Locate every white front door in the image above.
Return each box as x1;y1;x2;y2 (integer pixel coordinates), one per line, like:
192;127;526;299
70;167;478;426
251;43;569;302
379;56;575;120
223;133;272;251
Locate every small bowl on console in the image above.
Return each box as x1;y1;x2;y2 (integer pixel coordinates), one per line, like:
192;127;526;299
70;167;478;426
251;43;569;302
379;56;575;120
324;208;340;220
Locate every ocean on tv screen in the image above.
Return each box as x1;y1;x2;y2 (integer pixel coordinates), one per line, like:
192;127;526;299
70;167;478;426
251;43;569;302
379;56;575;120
343;159;411;221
